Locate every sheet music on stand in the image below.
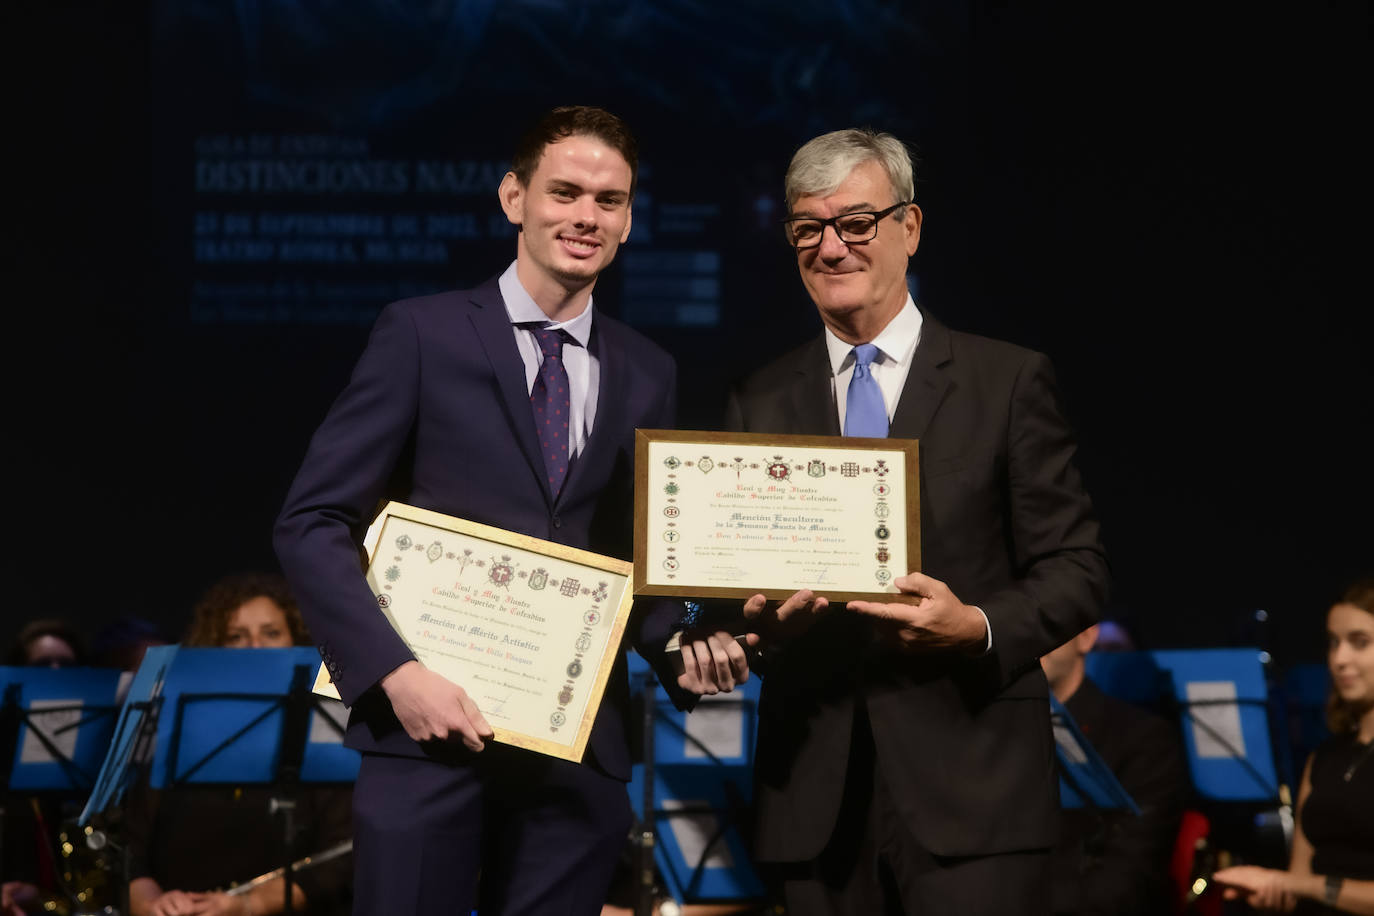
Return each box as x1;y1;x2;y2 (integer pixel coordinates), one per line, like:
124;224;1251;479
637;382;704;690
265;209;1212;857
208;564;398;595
1050;693;1140;813
2;665;125;795
1150;648;1280;803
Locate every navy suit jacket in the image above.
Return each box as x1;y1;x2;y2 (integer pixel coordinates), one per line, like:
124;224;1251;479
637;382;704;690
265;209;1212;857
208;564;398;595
726;310;1111;861
274;276;685;780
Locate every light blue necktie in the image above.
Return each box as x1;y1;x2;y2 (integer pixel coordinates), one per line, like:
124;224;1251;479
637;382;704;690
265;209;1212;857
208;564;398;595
844;343;888;438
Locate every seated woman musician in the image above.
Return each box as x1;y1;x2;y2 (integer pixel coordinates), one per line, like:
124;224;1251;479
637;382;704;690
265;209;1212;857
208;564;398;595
1213;578;1374;915
126;572;353;916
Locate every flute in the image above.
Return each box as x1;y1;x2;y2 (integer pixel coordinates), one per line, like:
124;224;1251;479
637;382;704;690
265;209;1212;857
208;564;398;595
225;840;353;896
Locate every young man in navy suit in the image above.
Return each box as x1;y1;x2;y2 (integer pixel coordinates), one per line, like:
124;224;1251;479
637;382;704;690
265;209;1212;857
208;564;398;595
706;128;1110;914
275;106;747;916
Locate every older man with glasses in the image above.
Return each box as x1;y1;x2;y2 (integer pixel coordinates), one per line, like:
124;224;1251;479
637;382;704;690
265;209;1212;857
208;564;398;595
719;128;1110;915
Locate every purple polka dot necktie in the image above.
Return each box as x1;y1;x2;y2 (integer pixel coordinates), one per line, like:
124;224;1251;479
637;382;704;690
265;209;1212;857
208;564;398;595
530;327;571;495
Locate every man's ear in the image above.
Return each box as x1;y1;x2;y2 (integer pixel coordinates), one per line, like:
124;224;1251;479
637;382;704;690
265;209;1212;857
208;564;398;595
498;171;525;227
619;202;633;244
904;203;923;256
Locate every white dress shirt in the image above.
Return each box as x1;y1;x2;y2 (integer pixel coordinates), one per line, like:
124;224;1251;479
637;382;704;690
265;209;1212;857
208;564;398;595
498;261;599;459
824;294;923;431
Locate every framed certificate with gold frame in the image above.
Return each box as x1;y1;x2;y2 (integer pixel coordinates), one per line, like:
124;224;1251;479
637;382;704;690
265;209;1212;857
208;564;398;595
633;429;920;603
315;501;633;763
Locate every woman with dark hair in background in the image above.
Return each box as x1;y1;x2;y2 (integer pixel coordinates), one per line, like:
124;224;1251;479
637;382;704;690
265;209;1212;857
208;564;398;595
181;572;312;650
5;618;88;668
1214;579;1374;914
125;572;353;916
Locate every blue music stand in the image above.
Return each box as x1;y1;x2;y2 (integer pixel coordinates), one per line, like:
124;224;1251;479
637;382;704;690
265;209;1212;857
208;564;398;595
2;664;126;914
1050;694;1140;813
1149;648;1280;802
628;764;766;903
1084;650;1172;711
2;665;124;793
637;669;759;769
80;643;179;824
626;651;766;912
148;647;358;789
1277;662;1330;784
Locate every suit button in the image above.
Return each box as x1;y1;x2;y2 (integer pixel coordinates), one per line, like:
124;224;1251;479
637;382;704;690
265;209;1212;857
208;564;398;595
552;516;562;529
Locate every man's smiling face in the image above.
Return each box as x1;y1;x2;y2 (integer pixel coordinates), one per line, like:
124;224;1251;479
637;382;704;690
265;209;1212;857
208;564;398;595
792;158;920;338
501;134;633;304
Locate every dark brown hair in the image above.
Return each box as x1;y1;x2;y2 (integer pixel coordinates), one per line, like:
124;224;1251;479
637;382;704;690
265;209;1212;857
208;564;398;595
184;572;312;648
1326;577;1374;735
508;105;639;198
6;618;87;666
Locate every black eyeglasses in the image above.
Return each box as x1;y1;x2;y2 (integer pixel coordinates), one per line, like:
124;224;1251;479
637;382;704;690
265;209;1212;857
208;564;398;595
782;202;910;249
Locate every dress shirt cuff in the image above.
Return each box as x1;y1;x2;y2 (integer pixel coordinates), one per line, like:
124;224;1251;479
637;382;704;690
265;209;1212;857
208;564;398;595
974;606;993;655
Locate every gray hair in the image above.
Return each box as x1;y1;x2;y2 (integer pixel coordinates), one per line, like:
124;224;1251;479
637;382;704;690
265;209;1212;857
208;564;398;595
784;128;914;211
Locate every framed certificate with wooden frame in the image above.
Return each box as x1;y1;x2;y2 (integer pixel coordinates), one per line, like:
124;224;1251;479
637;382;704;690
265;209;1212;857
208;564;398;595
633;429;920;603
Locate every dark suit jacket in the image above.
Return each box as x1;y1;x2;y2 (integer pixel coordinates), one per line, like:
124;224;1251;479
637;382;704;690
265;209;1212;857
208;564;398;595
1051;678;1190;916
726;309;1110;861
274;277;686;780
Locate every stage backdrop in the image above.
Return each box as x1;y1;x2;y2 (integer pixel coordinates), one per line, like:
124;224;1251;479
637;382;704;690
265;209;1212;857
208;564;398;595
12;2;1369;667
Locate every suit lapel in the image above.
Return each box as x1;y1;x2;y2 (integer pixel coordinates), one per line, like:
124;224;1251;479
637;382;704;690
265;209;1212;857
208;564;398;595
464;281;550;502
792;337;841;436
889;309;953;440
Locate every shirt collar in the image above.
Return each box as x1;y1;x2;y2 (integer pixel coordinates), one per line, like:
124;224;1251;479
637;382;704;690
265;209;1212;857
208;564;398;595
497;260;594;347
823;294;923;375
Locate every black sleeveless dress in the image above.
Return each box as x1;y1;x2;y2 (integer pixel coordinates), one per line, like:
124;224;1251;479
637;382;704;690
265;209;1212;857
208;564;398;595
1302;733;1374;881
1293;733;1374;914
